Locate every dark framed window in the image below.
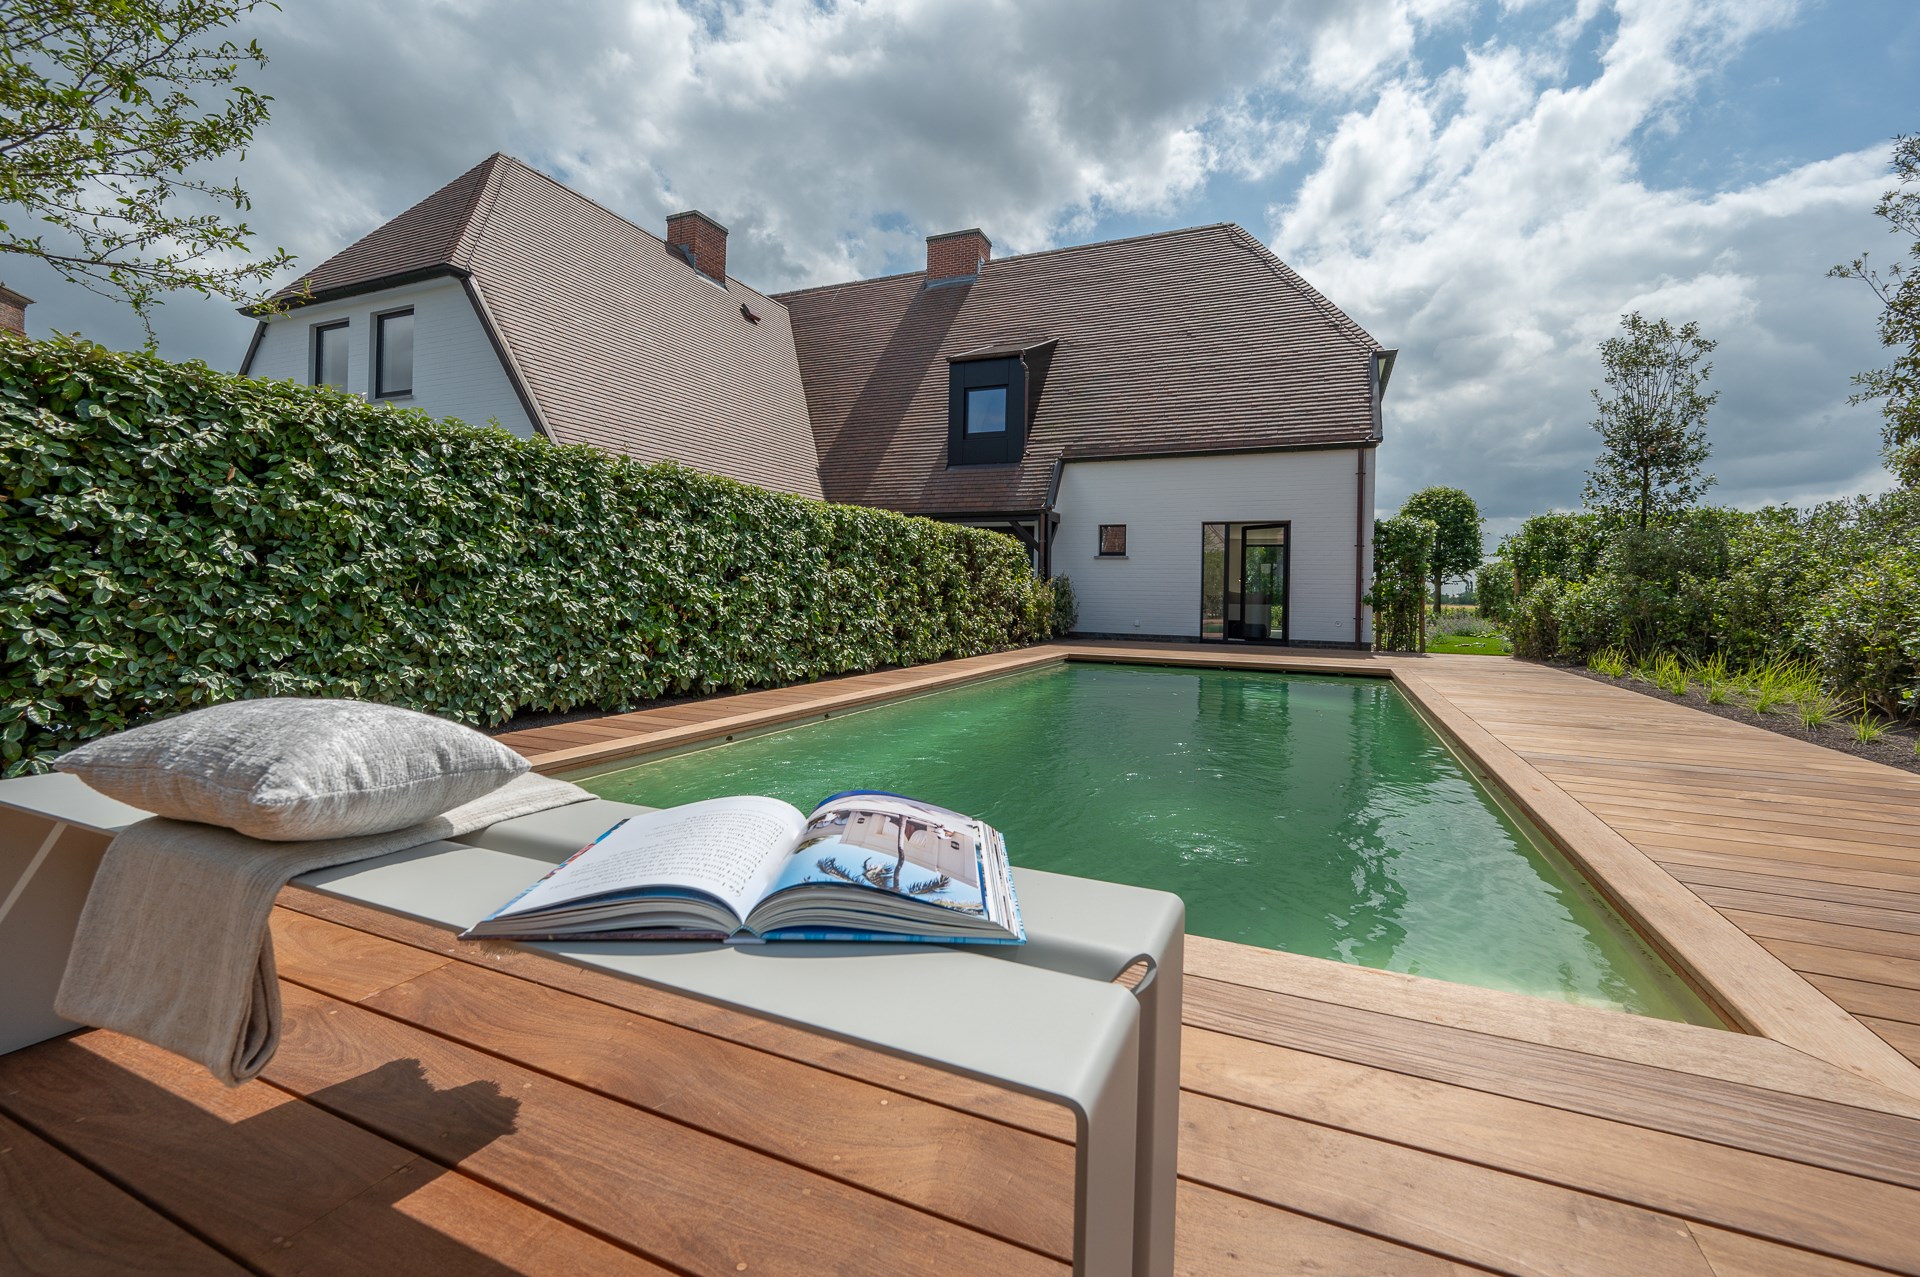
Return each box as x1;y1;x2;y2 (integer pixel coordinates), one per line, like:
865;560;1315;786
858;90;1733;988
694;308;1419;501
312;320;349;388
947;356;1024;465
374;308;414;399
965;386;1007;434
1098;524;1127;557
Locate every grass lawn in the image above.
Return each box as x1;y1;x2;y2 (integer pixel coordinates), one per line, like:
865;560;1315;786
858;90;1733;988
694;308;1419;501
1426;631;1511;655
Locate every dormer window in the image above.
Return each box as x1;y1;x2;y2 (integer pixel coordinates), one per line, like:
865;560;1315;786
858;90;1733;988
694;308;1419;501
965;386;1007;435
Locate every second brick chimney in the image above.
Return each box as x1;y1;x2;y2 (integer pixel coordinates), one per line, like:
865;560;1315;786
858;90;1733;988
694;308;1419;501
0;283;31;338
666;211;728;282
927;229;991;283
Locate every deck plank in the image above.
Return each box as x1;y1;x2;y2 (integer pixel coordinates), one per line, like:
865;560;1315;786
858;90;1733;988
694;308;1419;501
336;950;1075;1257
1178;1092;1718;1277
263;980;1067;1277
1180;1028;1920;1273
0;1030;662;1275
1181;975;1920;1186
1172;1181;1484;1276
0;1111;248;1276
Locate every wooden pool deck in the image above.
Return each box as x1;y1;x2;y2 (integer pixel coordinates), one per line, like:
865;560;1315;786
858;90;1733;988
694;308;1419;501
6;643;1920;1274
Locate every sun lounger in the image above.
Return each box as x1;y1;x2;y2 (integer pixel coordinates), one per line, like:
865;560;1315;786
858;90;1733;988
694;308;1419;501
0;772;1182;1277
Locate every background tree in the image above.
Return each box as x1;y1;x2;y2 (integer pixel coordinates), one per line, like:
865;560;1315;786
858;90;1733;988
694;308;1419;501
1582;312;1718;528
1399;485;1483;614
0;0;290;337
1831;133;1920;486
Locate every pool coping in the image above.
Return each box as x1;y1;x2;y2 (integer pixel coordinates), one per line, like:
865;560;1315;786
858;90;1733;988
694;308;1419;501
503;640;1920;1102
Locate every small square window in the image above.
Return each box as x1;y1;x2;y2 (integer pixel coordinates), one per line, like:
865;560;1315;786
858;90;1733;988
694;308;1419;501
965;385;1006;434
1098;525;1127;557
375;308;414;399
312;321;348;388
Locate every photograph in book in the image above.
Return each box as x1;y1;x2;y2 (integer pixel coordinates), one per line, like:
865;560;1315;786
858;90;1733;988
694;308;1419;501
461;790;1025;944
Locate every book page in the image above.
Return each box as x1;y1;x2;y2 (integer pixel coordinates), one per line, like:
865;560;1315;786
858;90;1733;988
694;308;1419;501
758;792;996;921
490;796;806;925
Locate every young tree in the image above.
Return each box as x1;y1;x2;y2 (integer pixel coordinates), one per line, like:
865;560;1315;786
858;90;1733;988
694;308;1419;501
0;0;291;337
1831;133;1920;486
1582;312;1718;528
1399;485;1483;614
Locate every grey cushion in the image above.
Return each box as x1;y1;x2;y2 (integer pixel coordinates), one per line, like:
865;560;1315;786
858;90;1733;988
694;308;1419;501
55;698;530;841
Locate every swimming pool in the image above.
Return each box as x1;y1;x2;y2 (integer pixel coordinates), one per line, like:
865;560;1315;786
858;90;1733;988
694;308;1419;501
578;662;1716;1024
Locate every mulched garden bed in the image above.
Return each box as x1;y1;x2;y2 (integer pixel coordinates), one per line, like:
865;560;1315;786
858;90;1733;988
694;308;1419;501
1551;660;1920;777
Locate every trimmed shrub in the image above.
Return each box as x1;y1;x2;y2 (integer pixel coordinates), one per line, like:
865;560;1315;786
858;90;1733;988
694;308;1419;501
0;336;1053;774
1048;574;1079;637
1366;515;1435;651
1504;511;1604;598
1507;578;1565;659
1475;557;1515;622
1802;538;1920;718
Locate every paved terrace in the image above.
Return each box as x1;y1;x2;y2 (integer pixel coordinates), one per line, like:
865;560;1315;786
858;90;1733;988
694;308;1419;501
4;643;1919;1274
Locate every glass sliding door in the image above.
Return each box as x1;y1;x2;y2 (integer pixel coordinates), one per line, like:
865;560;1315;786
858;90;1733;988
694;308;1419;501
1200;521;1290;643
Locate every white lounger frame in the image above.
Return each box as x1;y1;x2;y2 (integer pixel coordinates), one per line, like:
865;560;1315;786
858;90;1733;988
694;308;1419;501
0;774;1182;1277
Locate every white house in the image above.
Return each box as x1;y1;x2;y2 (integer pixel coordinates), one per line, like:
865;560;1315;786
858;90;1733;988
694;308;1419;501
247;156;1393;647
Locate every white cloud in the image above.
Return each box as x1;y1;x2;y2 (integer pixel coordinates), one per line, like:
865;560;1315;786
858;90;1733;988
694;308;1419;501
1268;0;1893;523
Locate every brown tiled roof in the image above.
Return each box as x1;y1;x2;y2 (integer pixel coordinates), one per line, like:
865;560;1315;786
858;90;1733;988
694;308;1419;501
272;155;500;303
269;155;821;499
776;224;1384;514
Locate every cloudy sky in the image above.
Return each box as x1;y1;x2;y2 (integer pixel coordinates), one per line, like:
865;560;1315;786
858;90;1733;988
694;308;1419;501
9;0;1916;538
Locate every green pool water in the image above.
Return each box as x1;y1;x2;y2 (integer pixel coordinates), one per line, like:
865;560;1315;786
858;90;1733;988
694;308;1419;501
578;663;1716;1024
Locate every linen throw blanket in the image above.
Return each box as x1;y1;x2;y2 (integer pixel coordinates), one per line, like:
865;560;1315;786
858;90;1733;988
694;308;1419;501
56;772;592;1085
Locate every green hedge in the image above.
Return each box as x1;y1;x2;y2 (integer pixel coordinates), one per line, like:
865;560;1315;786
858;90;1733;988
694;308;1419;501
0;335;1053;774
1494;496;1920;718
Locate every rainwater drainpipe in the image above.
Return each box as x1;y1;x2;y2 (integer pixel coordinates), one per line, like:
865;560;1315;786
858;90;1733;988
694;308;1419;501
1354;446;1367;650
1355;349;1397;650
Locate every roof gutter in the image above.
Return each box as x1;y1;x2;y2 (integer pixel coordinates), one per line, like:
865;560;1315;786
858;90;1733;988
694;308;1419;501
238;264;467;316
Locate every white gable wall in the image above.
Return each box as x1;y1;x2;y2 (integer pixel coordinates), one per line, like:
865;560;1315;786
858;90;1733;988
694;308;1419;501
243;277;536;438
1051;448;1374;646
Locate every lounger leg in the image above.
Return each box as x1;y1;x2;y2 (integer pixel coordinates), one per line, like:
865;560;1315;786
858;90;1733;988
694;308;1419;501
1073;1005;1141;1277
1130;930;1182;1277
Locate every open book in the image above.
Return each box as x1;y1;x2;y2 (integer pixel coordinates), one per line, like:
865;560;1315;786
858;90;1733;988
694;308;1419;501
463;791;1026;944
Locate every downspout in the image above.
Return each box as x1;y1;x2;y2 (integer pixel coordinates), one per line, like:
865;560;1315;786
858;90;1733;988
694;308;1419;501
1355;349;1395;650
1354;446;1367;650
1041;456;1066;579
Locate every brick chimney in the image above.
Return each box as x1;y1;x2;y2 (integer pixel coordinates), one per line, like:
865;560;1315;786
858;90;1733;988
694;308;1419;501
666;210;728;282
0;283;30;338
927;229;991;283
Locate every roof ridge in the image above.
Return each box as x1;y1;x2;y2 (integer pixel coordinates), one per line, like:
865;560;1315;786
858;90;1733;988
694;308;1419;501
449;153;513;267
772;222;1242;300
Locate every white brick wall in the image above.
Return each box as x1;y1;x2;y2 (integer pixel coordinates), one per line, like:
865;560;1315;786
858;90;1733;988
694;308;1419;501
1051;448;1374;645
244;277;536;437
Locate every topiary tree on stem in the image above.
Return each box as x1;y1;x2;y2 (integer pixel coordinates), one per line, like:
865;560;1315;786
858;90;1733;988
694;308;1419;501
1399;486;1482;614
